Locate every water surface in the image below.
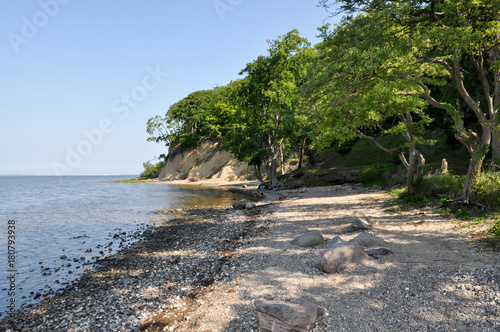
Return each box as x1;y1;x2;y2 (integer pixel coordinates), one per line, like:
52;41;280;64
0;175;247;316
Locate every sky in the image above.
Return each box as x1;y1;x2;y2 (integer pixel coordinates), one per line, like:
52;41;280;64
0;0;340;176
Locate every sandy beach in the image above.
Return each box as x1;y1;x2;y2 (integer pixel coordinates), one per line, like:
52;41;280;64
1;182;499;331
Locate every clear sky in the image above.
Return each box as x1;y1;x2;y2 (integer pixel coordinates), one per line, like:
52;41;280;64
0;0;339;176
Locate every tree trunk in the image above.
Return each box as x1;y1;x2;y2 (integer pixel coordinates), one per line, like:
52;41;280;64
489;43;500;171
267;132;280;189
254;164;263;183
299;136;306;169
415;150;425;182
406;145;416;195
462;142;489;202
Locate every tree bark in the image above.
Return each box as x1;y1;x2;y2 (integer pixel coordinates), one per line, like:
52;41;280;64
491;46;500;171
254;164;264;183
299;136;307;169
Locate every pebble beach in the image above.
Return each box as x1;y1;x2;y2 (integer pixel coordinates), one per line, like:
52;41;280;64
1;183;499;331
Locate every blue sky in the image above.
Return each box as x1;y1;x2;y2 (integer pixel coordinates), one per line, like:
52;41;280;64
0;1;339;176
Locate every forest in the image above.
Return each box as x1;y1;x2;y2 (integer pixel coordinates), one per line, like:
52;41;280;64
146;0;500;236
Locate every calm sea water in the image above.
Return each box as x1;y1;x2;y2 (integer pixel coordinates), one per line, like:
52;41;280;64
0;175;247;316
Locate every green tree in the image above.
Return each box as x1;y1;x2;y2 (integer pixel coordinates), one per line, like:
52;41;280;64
147;88;235;148
304;16;433;194
319;0;500;201
227;30;313;188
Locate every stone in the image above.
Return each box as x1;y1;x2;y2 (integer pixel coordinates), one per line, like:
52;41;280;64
232;199;250;210
366;248;394;258
291;231;324;247
245;201;256;209
350;232;385;247
60;255;67;259
326;236;344;249
169;255;181;264
314;242;370;273
255;299;327;332
345;217;373;233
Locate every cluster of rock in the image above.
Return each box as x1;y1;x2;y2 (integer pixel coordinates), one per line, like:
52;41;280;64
247;214;392;331
290;217;393;274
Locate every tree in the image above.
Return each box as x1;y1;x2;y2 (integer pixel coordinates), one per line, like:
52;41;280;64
227;30;313;188
304;15;433;194
147;88;235;148
318;0;500;201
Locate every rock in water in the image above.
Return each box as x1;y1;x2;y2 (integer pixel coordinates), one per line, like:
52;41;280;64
349;232;385;247
255;299;327;332
291;231;325;248
326;236;344;248
314;242;369;273
346;217;373;232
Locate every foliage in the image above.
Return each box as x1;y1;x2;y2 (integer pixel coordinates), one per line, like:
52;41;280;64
140;161;165;179
318;0;500;201
305;13;439;194
147;88;236;148
359;163;402;187
491;219;500;239
470;172;500;210
225;30;314;187
415;172;464;197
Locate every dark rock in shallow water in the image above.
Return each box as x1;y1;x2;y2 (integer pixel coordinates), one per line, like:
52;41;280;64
314;242;369;273
291;231;325;248
346;217;373;233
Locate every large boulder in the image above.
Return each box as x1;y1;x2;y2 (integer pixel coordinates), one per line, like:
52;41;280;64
349;232;385;247
255;299;327;332
291;231;325;248
314;242;370;273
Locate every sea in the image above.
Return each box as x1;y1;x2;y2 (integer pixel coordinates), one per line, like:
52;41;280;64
0;175;248;317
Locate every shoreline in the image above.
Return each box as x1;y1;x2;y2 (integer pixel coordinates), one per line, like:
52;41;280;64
2;184;499;331
0;186;267;331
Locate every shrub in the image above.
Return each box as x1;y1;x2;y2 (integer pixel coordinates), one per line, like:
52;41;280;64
490;219;500;238
415;172;464;197
140;161;165;179
359;163;401;187
471;172;500;210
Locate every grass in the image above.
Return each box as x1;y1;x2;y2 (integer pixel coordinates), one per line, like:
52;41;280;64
414;172;464;197
113;179;154;183
471;172;500;210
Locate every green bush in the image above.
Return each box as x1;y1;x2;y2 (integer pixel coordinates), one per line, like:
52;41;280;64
490;219;500;238
471;172;500;210
140;161;165;179
415;172;464;197
359;163;401;186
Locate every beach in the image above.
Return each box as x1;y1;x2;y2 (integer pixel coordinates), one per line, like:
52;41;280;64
2;181;499;331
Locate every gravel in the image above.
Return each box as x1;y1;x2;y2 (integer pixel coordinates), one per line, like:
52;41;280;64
0;205;263;332
1;185;499;332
